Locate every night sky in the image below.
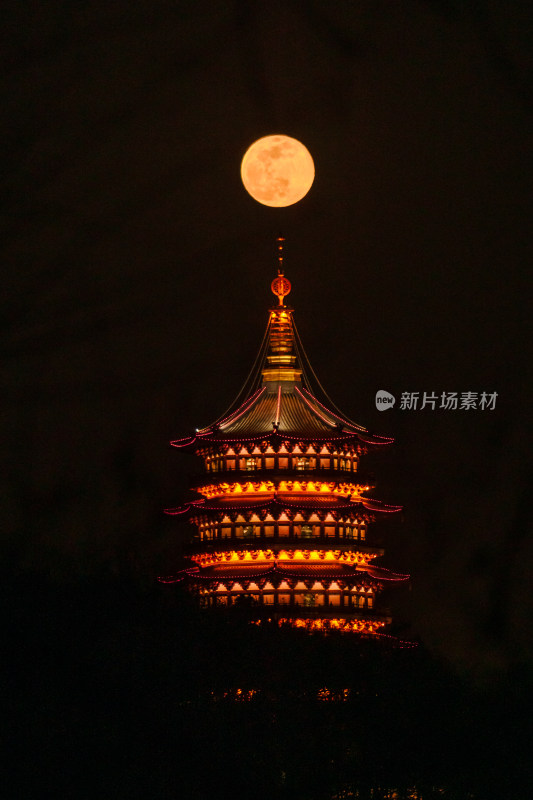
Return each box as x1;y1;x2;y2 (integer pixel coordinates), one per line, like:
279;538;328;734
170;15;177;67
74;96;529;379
3;0;533;756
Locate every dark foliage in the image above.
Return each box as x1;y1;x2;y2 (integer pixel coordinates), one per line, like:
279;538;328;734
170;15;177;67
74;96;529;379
4;573;532;799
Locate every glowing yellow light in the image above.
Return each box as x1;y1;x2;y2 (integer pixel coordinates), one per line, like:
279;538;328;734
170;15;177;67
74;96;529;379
197;480;364;499
190;548;374;567
275;618;385;634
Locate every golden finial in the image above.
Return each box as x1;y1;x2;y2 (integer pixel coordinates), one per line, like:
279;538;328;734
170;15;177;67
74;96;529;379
271;236;291;306
277;235;285;275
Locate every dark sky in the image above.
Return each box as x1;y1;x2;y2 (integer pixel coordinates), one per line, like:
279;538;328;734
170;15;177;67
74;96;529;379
3;1;533;680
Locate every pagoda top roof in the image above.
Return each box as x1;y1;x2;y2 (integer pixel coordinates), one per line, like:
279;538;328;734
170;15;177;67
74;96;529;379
172;385;393;449
171;249;393;451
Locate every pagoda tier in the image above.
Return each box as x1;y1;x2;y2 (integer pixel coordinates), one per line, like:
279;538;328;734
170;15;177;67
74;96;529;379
165;494;400;553
160;250;408;636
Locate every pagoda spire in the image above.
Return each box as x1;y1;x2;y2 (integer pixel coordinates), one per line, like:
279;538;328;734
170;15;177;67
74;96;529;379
277;234;284;274
271;236;291;307
263;238;301;389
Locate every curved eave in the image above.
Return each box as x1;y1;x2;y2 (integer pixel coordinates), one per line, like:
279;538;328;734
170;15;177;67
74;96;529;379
157;566;200;584
164;495;401;517
157;563;409;584
170;431;394;451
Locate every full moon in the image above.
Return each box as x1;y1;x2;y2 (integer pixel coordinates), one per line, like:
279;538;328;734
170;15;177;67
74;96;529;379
240;134;315;207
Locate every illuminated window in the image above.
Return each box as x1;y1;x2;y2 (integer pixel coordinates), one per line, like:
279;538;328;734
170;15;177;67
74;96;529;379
226;459;236;470
328;594;341;606
279;457;289;469
221;527;231;538
296;457;310;471
345;526;353;539
246;458;257;471
264;525;274;537
325;526;335;537
278;593;291;605
301;525;313;538
263;594;274;605
294;592;317;607
242;525;254;537
360;527;366;541
265;458;275;469
235;593;258;607
278;525;290;537
320;458;330;469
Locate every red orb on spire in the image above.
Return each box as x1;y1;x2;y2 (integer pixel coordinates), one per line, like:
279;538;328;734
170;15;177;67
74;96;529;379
271;274;291;305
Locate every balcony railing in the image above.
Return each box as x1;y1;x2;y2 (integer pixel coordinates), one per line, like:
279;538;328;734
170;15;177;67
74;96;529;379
186;537;382;555
189;468;375;490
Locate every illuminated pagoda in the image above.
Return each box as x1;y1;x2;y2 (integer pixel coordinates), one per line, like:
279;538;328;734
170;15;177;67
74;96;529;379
160;240;408;636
